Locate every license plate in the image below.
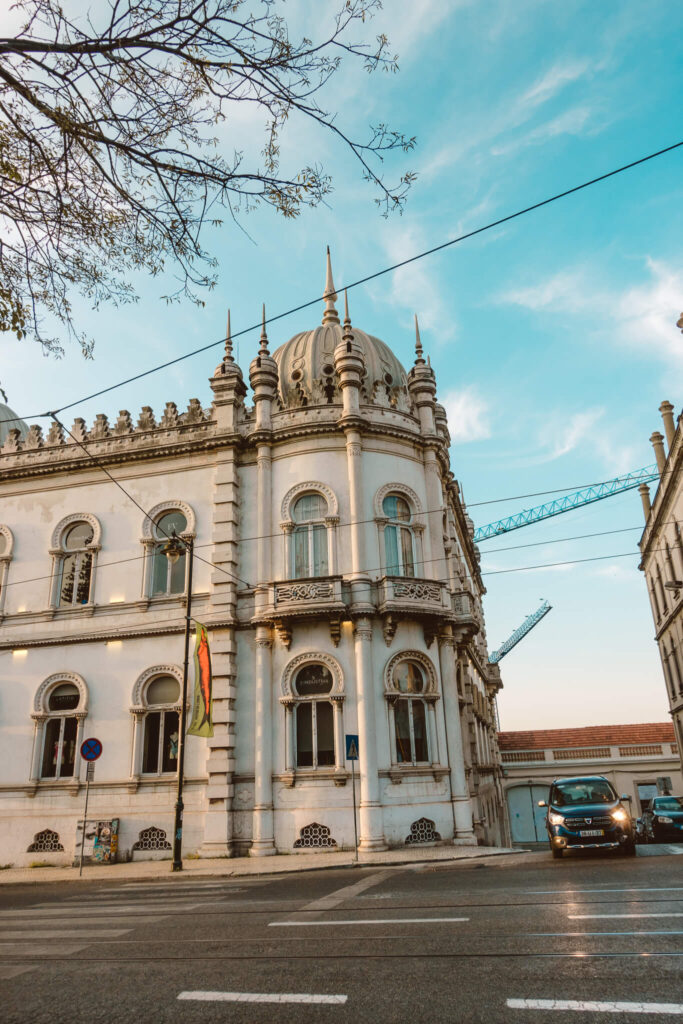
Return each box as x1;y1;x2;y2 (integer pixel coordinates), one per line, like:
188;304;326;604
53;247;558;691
580;829;604;837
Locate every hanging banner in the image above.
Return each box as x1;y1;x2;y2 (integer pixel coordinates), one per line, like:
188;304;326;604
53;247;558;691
187;623;214;737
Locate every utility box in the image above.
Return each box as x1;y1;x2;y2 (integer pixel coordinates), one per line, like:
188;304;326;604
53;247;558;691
74;818;119;865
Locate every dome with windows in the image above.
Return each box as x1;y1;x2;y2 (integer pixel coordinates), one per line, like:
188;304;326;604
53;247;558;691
272;251;410;411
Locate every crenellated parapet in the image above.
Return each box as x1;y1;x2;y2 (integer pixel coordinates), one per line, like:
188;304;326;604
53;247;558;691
0;398;217;476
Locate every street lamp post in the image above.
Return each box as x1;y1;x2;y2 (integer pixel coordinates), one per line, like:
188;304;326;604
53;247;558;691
163;529;194;872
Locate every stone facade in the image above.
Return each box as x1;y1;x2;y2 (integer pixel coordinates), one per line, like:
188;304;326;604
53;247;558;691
0;254;505;865
638;399;683;775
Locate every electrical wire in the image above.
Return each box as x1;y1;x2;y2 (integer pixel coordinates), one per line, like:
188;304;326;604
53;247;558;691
1;139;679;427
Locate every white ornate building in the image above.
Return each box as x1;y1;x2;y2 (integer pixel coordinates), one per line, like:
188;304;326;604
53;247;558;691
0;254;505;865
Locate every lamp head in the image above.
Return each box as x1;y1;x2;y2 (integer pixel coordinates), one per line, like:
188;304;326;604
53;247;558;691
162;529;184;565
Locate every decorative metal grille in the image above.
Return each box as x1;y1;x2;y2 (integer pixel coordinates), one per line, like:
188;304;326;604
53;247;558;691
405;817;441;845
293;822;337;848
133;825;171;851
277;582;334;602
27;828;64;852
393;581;441;602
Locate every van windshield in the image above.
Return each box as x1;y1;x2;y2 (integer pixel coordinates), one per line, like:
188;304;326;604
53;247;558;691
551;780;616;806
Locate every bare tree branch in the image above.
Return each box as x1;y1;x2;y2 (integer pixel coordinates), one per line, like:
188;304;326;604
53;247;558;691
0;0;415;357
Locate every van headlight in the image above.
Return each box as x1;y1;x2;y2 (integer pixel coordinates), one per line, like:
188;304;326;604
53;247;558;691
657;816;673;824
548;811;564;825
611;808;628;822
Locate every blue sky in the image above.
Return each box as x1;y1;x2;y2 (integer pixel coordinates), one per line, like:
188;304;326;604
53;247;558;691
3;0;683;729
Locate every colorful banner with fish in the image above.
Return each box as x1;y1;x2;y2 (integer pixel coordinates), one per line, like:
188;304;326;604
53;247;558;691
187;623;213;738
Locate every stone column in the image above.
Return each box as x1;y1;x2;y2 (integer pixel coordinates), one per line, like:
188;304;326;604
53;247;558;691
251;626;276;855
353;618;386;850
281;700;295;774
660;401;676;450
438;632;476;844
331;696;346;778
425;695;440;764
423;447;445;582
650;431;666;475
638;483;651;521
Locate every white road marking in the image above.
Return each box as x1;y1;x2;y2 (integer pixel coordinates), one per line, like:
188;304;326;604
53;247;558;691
0;943;86;956
528;887;683;895
0;912;167;924
0;929;131;939
178;991;348;1005
569;913;683;920
280;868;395;926
269;917;469;927
528;931;683;936
29;901;207;912
0;965;35;979
507;999;683;1014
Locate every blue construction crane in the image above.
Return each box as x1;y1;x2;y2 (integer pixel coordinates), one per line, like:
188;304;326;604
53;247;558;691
489;600;552;664
474;464;658;543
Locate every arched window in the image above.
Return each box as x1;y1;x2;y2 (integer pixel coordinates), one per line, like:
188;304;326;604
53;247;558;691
384;652;440;770
382;494;415;577
141;675;181;775
392;661;428;763
56;521;95;607
150;510;187;596
293;663;335;768
292;493;329;578
40;683;80;778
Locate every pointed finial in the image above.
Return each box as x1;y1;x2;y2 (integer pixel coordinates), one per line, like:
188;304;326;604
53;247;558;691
259;303;270;356
342;288;354;343
322;245;339;325
414;314;425;364
224;309;234;362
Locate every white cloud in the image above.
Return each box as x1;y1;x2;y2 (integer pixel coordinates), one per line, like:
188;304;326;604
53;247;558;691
371;225;456;340
441;388;491;442
521;60;591;110
490;106;595;156
549;408;604;459
500;257;683;380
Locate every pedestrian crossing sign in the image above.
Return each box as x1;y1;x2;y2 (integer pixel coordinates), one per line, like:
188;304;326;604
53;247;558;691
345;734;359;761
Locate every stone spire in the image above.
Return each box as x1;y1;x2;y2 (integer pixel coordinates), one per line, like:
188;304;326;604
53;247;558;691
343;288;353;339
414;313;426;365
259;303;270;356
322;246;340;326
224;308;234;363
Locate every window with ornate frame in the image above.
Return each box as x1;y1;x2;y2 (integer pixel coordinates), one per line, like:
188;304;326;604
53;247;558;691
30;673;88;783
280;483;339;580
374;484;426;580
49;514;101;609
0;525;14;615
141;502;195;599
384;651;440;768
280;652;345;779
130;666;183;780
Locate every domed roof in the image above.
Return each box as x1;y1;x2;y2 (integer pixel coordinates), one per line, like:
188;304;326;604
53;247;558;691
272;250;410;411
0;404;29;445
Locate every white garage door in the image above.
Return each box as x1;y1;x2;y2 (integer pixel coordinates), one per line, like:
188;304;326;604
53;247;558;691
507;784;550;843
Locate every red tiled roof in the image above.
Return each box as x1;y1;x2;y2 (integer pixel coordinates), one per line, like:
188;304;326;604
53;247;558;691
498;722;675;751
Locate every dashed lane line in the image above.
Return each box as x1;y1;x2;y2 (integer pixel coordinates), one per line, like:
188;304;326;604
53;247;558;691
178;991;348;1005
507;999;683;1014
269;917;470;927
569;913;683;920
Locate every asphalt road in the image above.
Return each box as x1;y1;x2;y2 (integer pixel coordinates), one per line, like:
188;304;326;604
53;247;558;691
1;845;682;1023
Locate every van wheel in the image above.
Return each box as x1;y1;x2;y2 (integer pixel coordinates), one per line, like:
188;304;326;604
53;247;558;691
551;846;563;859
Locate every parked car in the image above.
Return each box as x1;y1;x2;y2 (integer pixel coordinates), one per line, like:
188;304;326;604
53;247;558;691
641;796;683;843
538;775;636;859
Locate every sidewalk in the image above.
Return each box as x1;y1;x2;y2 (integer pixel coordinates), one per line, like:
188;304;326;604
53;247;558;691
0;844;523;886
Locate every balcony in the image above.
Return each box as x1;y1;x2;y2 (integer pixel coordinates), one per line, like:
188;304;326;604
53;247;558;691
378;576;450;616
257;576;347;647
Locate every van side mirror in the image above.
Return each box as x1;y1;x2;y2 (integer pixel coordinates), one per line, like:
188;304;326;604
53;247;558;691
537;800;546;808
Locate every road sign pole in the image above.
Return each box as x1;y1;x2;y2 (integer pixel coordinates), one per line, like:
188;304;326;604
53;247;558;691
351;757;358;862
79;762;94;877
